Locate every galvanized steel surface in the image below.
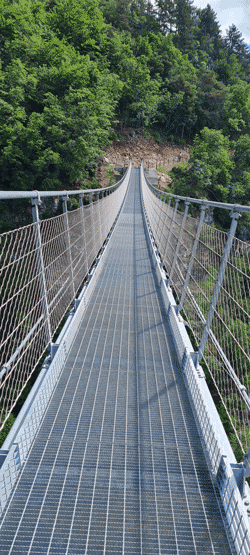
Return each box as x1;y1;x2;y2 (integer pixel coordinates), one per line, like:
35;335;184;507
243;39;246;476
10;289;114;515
0;169;232;554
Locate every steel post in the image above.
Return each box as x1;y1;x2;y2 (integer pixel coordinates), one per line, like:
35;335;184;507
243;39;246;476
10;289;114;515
154;191;163;243
31;196;52;350
62;195;75;302
169;200;190;283
157;195;170;253
196;209;241;366
79;193;89;275
177;203;207;315
96;191;103;247
163;199;179;271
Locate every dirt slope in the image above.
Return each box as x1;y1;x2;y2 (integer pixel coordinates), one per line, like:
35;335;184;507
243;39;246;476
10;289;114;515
97;130;191;189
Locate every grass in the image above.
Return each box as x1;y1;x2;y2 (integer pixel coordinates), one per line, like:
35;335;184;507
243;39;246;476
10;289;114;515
158;160;189;174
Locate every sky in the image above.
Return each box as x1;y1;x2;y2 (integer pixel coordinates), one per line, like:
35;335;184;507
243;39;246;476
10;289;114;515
191;0;250;45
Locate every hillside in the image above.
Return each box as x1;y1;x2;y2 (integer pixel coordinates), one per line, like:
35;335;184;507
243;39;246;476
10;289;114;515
0;0;250;234
98;129;190;188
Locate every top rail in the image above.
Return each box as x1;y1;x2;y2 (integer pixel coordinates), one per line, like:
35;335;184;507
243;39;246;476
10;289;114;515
0;177;125;201
143;176;250;214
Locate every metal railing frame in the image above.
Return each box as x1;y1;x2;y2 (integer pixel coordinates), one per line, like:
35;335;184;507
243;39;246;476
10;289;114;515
142;163;250;351
0;165;131;416
141;161;250;480
140;174;250;214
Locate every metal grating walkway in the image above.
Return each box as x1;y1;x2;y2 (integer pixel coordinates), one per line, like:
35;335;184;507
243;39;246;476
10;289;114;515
0;169;233;554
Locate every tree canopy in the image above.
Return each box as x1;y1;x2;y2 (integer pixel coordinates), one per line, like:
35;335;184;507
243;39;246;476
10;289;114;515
0;0;250;233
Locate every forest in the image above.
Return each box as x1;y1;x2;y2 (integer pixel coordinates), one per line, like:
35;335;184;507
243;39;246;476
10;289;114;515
0;0;250;235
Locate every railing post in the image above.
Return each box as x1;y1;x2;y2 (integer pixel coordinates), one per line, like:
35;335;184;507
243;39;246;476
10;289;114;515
79;193;89;275
163;199;179;267
196;208;241;367
153;191;162;242
62;194;76;303
169;200;190;283
31;194;52;351
78;193;84;208
177;202;207;315
95;191;103;247
157;194;169;252
156;190;165;240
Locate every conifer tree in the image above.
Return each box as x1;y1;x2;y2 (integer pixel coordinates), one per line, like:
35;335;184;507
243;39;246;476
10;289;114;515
131;0;160;36
195;4;223;61
225;24;246;56
224;24;250;81
173;0;196;54
155;0;176;34
99;0;131;30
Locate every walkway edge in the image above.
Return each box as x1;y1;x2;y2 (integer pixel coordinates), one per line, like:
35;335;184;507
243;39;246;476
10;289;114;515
140;164;250;555
0;164;132;517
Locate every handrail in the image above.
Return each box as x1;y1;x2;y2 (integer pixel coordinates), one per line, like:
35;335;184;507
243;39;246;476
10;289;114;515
0;169;127;201
143;165;250;214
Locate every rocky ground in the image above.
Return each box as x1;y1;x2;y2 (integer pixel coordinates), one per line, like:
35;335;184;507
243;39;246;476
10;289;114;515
97;129;191;190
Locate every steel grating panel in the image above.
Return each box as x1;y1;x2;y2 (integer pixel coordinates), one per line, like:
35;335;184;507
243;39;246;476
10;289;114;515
0;169;233;554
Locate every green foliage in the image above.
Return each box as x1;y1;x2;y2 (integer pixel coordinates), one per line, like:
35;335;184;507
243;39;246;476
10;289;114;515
170;127;234;209
158;160;188;174
151;34;199;137
0;413;15;448
155;0;176;34
231;134;250;193
190;128;233;198
172;0;196;55
99;0;131;31
0;0;120;191
195;68;227;132
223;80;250;139
194;5;224;62
214;52;243;86
48;0;107;56
104;162;115;185
170;158;212;198
0;0;249;203
224;24;250;82
230;134;250;239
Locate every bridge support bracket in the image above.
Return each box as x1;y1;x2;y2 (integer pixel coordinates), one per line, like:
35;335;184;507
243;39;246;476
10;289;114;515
231;463;246;498
50;344;59;360
73;299;80;311
0;450;9;469
225;446;250;502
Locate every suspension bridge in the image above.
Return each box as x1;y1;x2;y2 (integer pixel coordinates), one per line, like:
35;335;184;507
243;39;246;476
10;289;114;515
0;164;250;554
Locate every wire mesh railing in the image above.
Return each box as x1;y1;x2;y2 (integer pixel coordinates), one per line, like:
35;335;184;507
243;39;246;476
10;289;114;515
0;164;131;431
141;162;250;455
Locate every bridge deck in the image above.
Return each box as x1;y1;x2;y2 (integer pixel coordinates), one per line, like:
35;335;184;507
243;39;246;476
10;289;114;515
0;169;232;554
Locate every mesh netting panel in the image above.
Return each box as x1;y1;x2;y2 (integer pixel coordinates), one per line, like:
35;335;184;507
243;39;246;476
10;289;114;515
141;167;250;452
0;224;48;427
0;171;129;431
